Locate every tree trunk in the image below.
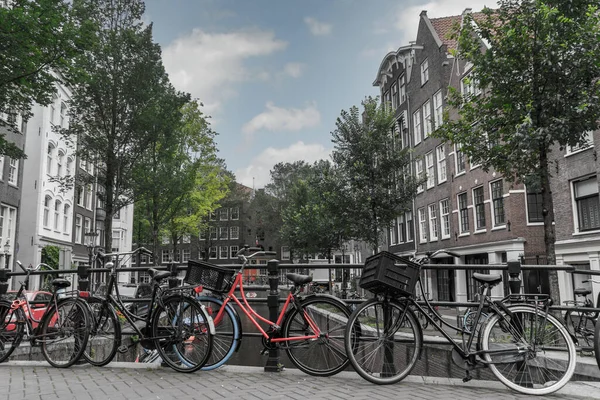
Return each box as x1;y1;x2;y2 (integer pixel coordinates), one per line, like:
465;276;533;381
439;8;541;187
540;149;560;306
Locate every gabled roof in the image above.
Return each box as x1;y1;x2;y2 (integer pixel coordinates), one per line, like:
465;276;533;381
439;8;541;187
429;15;462;51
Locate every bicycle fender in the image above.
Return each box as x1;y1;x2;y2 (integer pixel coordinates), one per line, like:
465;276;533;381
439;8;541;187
196;296;243;352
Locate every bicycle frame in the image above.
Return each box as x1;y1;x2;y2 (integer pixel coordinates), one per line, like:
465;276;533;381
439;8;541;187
213;271;321;344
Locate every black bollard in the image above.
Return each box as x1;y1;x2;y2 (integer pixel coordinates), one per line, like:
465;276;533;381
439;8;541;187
168;262;179;289
507;260;521;295
0;268;7;295
77;264;89;292
264;258;283;372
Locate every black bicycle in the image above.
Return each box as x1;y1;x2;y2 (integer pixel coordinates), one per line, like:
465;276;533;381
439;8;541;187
345;250;576;396
0;261;90;367
83;247;213;372
563;279;599;351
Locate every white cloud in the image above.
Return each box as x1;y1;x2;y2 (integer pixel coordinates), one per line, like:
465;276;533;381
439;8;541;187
283;62;306;78
235;141;332;188
162;28;287;118
304;17;332;36
395;0;493;45
242;102;321;135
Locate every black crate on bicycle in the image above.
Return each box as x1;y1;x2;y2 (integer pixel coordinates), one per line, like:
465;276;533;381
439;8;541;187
359;251;420;297
185;260;236;293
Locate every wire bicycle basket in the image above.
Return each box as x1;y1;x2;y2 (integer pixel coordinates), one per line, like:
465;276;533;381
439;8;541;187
359;251;421;298
185;260;236;293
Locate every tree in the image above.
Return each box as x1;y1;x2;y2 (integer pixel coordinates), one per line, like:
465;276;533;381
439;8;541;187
331;97;420;252
0;0;93;158
434;1;600;303
132;100;228;260
62;0;179;252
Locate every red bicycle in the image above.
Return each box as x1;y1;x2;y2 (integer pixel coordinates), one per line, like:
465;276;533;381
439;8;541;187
192;246;352;375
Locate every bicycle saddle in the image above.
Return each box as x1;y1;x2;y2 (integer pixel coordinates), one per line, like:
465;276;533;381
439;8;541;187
148;268;171;282
286;273;313;286
574;288;592;296
472;273;502;286
52;279;71;289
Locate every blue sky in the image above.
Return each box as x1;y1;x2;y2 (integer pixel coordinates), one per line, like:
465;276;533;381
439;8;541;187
144;0;491;188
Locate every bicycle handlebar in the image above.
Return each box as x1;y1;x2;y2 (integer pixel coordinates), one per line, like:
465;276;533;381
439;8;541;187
97;246;153;259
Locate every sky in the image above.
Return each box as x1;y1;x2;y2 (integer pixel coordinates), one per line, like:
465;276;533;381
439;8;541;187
144;0;492;189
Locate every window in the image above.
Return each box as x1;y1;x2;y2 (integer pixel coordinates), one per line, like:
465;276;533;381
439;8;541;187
392;83;398;109
455;143;466;174
75;215;82;244
491;180;506;226
86;184;93;210
428;204;438;241
84;218;91;243
420;59;429;85
413;109;422;145
418;208;427;243
7;159;17;185
57;151;64;177
209;211;216;221
230;245;239;259
43;196;51;228
406;211;414;242
162;250;170;263
567;131;594;154
219;226;228;240
199;229;206;240
230;207;239;220
182;235;190;244
230;226;239;240
46;144;54;175
173;250;181;263
0;156;4;180
433;90;443;129
112;230;120;251
425;152;435;189
63;204;70;234
389;223;398;245
219;246;228;259
182;249;191;262
473;186;486;230
436;145;447;183
461;72;481;97
423;100;432;138
66;157;73;177
399;75;406;103
440;199;451;239
574;177;600;231
209;247;217;259
50;98;57;124
526;188;544;223
220;208;228;221
398;215;405;243
458;193;469;233
0;205;16;248
415;159;424;193
60;102;67;128
209;227;217;240
76;186;84;207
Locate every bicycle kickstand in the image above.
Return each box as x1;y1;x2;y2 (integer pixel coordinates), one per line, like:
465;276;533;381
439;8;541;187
463;370;472;383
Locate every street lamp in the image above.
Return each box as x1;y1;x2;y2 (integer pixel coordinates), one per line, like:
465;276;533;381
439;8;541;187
4;239;11;270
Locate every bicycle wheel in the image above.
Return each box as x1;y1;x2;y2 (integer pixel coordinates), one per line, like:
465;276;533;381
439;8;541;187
40;298;90;368
415;308;428;330
152;295;213;373
282;295;351;376
595;314;600;370
83;296;121;366
345;298;422;385
481;305;576;395
0;300;25;363
464;310;487;335
196;296;240;371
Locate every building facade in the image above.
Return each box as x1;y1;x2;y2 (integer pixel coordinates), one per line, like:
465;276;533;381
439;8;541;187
376;10;547;303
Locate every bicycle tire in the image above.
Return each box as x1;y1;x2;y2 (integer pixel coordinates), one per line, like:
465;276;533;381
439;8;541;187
416;309;428;330
282;295;351;376
563;310;577;338
481;305;576;395
83;296;121;366
345;298;422;385
595;313;600;370
464;310;488;335
196;296;240;371
40;298;90;368
152;295;213;373
0;300;25;363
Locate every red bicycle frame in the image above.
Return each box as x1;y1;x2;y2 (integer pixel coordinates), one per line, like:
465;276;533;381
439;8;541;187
212;271;321;343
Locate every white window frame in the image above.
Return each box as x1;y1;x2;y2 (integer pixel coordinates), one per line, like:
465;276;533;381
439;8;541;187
461;70;481;97
391;83;398;109
413;108;422;146
440;199;451;239
425;151;435;189
428;204;438;241
567;131;594;155
458;192;470;234
219;226;228;240
230;226;239;240
220;208;228;221
230;207;240;220
418;208;427;243
75;215;82;244
433;90;443;129
406;211;414;242
230;245;239;259
490;179;506;227
86;184;93;210
399;74;406;103
209;246;217;259
0;156;4;181
162;250;170;263
436;144;447;183
423;100;432;138
455;143;466;174
7;158;17;185
43;195;51;229
219;245;228;259
572;176;600;233
209;227;217;240
472;186;486;231
420;59;429;85
182;249;191;262
63;204;70;234
416;159;424;193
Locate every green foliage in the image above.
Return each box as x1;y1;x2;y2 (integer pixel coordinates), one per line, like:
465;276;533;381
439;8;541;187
0;0;94;158
40;245;59;292
331;97;420;251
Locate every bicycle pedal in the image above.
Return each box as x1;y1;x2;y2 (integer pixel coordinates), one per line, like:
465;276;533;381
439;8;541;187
117;345;128;354
463;376;472;383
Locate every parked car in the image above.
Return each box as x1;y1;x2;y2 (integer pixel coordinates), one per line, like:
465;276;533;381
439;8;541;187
5;290;52;328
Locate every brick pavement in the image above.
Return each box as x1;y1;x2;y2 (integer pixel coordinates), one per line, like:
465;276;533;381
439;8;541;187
0;362;598;400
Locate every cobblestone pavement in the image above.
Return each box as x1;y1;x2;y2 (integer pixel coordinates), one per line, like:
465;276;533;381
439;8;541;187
0;362;599;400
